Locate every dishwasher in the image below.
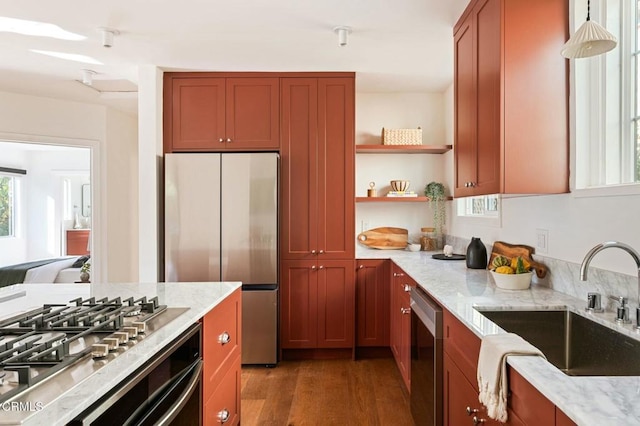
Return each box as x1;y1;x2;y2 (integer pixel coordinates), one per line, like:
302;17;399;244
410;286;443;426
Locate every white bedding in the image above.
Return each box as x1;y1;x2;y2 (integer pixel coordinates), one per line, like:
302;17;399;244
24;257;79;283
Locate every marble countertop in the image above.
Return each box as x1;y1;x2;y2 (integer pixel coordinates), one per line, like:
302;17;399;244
0;281;241;426
357;247;640;426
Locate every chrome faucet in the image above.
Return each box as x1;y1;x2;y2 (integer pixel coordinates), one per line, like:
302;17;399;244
580;241;640;329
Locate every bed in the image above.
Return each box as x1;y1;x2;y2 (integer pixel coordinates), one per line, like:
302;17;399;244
0;256;89;288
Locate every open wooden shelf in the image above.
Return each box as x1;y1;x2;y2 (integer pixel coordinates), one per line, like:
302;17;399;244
355;144;452;154
356;196;453;203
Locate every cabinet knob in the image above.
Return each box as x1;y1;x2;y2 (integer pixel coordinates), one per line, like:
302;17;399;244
472;416;486;425
403;284;411;292
218;331;231;345
466;407;479;416
401;307;411;315
393;272;405;277
219;138;225;143
319;249;324;255
318;265;324;270
311;265;316;270
359;265;364;269
311;250;317;254
217;408;230;423
226;138;232;143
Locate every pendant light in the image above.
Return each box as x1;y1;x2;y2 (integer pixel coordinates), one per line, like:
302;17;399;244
561;0;617;59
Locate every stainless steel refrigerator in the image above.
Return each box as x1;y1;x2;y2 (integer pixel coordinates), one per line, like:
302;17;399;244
164;152;278;366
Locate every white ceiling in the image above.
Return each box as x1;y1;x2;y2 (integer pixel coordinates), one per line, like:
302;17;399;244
0;0;469;115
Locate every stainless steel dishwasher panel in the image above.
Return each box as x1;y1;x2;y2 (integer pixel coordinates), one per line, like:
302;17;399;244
410;286;443;426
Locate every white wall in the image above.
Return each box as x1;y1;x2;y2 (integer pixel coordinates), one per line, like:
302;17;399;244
105;108;139;282
0;91;139;282
355;92;449;242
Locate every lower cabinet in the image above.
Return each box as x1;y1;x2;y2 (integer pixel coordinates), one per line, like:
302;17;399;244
443;309;576;426
202;288;241;425
355;259;390;347
280;259;355;349
390;264;414;392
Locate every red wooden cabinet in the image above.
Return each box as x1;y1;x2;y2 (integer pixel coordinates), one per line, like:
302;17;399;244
280;259;355;349
390;264;413;392
202;288;241;425
355;259;390;347
453;0;569;197
280;76;355;261
164;74;279;152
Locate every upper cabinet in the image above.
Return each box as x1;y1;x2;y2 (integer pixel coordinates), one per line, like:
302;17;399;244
164;74;280;152
453;0;569;197
280;76;355;261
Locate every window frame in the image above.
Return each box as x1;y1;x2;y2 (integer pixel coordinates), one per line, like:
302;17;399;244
0;173;17;238
571;0;640;195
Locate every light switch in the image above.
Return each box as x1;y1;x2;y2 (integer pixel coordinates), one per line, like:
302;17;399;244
535;229;549;254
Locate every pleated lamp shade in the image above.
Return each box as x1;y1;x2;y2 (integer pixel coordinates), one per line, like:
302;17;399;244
561;19;617;59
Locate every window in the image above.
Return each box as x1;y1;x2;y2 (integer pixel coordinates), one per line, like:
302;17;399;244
574;0;639;189
457;194;500;218
0;174;15;237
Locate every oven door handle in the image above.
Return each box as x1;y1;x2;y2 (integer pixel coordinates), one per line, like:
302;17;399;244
125;358;202;426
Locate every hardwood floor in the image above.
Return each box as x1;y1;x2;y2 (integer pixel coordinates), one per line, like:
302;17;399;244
241;358;415;426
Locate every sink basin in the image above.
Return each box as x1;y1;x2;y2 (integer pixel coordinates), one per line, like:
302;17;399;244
476;309;640;376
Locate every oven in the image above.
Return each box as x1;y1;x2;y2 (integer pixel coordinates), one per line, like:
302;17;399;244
69;323;202;425
410;286;443;426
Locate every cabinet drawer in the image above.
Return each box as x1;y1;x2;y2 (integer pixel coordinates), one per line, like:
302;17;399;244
204;354;240;426
443;309;481;387
202;289;241;399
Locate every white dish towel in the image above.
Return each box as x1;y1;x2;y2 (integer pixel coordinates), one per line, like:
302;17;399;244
477;333;546;422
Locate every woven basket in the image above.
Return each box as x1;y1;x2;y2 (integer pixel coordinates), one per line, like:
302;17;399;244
382;127;422;145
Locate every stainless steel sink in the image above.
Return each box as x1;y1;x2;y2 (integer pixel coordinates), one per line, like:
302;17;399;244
476;309;640;376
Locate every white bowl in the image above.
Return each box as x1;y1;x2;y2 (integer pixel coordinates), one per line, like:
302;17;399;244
490;270;533;290
407;243;421;252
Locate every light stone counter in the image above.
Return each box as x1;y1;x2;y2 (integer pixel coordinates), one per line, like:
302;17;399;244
0;281;240;426
357;247;640;426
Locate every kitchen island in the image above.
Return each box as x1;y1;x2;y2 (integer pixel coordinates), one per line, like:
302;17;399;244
0;281;241;426
357;247;640;425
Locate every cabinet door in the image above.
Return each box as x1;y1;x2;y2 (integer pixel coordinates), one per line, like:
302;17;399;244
316;77;355;260
225;78;280;150
444;352;485;426
170;77;226;151
356;259;390;347
280;260;318;348
280;78;319;260
390;264;412;390
474;0;501;195
317;259;355;348
453;13;477;197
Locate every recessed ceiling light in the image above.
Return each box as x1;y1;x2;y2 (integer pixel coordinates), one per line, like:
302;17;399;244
30;49;103;65
0;16;85;40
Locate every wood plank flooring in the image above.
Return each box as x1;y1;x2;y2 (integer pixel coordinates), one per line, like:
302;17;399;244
241;358;415;426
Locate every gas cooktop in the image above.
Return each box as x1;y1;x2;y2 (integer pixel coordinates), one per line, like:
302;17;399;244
0;296;187;406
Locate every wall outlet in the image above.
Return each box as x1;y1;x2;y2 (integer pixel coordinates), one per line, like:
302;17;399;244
535;229;549;254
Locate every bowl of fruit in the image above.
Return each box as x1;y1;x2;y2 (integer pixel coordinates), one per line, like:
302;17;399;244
489;255;533;290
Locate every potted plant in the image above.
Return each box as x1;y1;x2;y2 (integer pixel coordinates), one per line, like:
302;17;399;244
424;182;446;245
80;261;91;283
